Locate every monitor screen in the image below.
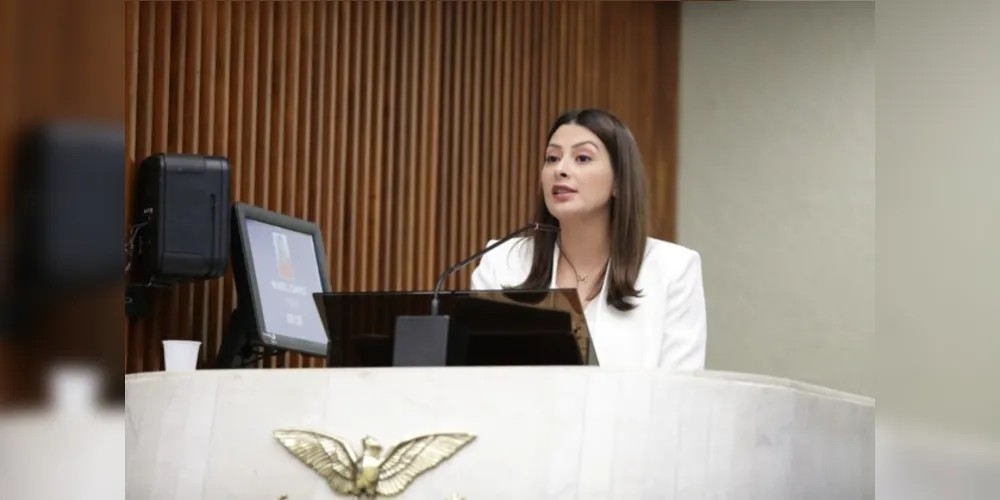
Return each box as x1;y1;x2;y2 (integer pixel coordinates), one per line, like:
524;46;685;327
244;218;327;347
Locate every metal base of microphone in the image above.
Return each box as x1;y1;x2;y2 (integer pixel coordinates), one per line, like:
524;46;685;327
392;315;468;366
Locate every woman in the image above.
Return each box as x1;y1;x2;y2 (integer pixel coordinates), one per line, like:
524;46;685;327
471;109;707;370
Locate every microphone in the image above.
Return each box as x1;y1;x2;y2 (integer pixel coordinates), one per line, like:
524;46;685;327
430;221;559;316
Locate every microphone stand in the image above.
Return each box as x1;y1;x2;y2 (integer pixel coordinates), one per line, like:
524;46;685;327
430;222;557;316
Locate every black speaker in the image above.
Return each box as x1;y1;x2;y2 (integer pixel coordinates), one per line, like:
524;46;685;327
133;153;230;285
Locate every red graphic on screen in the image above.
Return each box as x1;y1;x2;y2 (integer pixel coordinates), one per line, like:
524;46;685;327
273;232;295;280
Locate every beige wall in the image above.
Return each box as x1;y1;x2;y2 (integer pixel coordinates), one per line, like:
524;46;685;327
877;0;1000;438
676;1;875;396
679;0;1000;440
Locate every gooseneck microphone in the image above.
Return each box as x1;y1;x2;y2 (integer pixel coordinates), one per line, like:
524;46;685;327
430;222;560;316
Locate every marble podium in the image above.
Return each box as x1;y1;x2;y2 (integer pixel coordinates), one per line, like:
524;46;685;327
125;367;874;500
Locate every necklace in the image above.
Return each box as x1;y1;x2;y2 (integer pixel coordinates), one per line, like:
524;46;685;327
561;254;607;284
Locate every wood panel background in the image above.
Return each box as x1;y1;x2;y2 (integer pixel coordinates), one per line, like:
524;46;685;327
125;0;680;373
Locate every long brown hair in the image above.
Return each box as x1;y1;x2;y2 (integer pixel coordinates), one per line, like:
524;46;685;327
516;109;649;312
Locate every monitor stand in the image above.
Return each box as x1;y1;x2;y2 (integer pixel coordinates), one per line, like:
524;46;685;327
214;307;281;368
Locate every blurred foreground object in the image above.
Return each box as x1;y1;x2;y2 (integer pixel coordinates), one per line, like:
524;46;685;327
0;0;124;496
4;123;123;330
0;365;123;500
0;122;124;406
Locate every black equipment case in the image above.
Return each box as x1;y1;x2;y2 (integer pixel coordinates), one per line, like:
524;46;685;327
133;153;231;285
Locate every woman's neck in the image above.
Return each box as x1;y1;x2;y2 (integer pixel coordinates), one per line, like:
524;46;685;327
557;212;612;269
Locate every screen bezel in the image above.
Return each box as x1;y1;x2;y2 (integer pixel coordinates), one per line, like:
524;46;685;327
232;202;332;357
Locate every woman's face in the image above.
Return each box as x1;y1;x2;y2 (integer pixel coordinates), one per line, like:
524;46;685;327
541;124;615;222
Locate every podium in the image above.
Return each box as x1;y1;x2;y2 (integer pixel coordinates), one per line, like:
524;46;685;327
314;289;599;367
125;368;875;499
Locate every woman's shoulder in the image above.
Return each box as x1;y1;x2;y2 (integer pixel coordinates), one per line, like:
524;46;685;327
641;237;702;276
481;236;534;268
643;237;699;257
482;235;533;254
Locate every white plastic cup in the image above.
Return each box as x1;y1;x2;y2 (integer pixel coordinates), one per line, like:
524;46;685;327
162;340;202;372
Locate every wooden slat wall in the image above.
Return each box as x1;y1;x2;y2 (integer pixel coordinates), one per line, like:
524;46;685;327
125;0;680;373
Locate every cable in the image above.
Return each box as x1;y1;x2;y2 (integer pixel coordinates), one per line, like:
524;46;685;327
124;220;149;273
240;346;281;367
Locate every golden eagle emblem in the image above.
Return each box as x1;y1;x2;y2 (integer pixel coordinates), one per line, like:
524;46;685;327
273;429;476;499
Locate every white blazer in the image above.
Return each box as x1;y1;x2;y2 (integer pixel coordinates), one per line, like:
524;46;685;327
470;236;707;370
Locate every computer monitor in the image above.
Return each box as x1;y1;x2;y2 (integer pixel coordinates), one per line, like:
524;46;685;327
214;202;331;368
